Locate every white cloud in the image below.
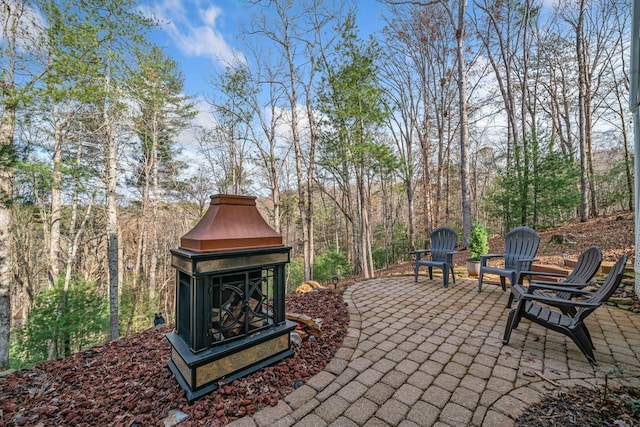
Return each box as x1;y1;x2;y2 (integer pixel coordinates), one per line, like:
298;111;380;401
178;97;214;149
143;0;244;68
202;5;222;26
174;97;217;178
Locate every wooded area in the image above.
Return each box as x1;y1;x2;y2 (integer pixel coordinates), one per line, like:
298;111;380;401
0;0;633;370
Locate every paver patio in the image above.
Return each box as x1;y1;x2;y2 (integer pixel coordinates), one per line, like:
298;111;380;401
228;276;640;426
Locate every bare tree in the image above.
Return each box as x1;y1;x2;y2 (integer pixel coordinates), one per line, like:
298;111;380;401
382;4;460;248
554;0;632;220
472;0;542;226
84;0;155;341
384;0;472;245
247;0;343;280
241;57;290;233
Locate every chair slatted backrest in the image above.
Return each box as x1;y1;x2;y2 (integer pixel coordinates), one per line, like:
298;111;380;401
564;246;602;285
429;226;457;263
504;226;540;270
575;254;627;324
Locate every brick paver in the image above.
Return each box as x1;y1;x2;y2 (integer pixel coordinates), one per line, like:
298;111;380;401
227;276;640;427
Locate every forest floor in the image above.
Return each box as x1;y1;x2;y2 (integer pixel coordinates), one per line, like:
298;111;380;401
378;211;636;275
0;212;637;426
456;212;635;267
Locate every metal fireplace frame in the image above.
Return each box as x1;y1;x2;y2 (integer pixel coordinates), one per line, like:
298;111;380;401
166;194;295;402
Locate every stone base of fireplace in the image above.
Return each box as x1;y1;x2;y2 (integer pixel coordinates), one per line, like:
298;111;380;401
166;320;296;402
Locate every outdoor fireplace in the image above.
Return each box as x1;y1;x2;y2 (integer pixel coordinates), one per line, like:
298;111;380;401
166;194;295;402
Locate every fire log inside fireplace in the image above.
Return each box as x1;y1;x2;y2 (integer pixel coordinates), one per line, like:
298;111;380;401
166;194;295;402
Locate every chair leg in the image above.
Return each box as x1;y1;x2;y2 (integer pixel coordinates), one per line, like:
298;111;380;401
477;270;484;292
414;264;419;282
506;292;515;308
499;277;507;292
450;265;456;284
502;308;518;344
443;268;449;288
503;298;526;345
585;327;595;350
569;327;598;366
428;266;433;280
577;324;595;350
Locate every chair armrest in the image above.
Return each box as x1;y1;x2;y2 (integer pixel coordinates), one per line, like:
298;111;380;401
480;254;503;266
516;258;539;268
519;270;569;280
519;269;569;285
510;283;528;298
410;249;432;254
410;249;432;262
527;282;593;296
519;292;600;310
445;251;457;261
529;279;578;287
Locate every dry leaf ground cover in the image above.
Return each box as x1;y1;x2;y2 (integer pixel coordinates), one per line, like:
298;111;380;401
515;385;640;426
449;212;635;267
372;213;635;278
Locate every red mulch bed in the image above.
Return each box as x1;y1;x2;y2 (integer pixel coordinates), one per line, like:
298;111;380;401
0;289;348;426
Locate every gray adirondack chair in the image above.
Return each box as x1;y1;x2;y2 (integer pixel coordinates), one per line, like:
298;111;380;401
509;246;603;309
412;226;458;288
503;254;627;366
477;226;540;293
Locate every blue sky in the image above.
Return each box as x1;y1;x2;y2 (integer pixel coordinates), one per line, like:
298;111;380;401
142;1;386;98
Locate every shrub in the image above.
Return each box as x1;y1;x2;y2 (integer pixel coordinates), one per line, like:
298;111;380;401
469;222;489;261
313;247;352;284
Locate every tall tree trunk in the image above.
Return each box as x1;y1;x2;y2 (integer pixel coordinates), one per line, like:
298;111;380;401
106;106;120;341
364;177;375;277
0;0;23;371
291;120;311;281
49;118;64;287
356;174;369;278
576;0;589;222
57;152;94;358
584;69;597;218
0;105;14;371
304;91;317;282
453;1;472;246
285;53;313;281
417;105;433;233
609;62;633;211
150;115;159;303
419;133;432;238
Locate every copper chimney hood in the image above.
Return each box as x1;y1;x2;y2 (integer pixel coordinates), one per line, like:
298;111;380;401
167;194;295;402
179;194;283;253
